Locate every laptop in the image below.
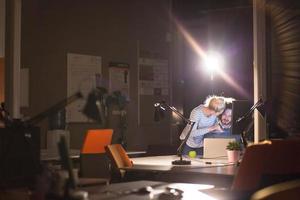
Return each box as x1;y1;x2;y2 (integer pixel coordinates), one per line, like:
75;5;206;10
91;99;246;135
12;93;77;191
203;138;236;159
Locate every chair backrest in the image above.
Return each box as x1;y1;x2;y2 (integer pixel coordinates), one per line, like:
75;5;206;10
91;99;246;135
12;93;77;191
105;144;133;182
232;139;300;192
105;144;133;169
81;129;113;154
80;129;113;178
251;179;300;200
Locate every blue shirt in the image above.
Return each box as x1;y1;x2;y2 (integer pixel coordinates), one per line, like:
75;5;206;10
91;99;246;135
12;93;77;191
180;105;218;148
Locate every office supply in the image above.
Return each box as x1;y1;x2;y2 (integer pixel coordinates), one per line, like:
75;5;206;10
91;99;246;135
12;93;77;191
203;138;236;159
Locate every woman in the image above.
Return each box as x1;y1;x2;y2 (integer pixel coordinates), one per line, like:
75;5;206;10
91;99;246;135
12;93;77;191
180;95;228;156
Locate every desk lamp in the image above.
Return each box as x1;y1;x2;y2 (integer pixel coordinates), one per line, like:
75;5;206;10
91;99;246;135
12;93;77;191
234;98;265;148
58;135;88;199
154;101;195;165
82;87;107;123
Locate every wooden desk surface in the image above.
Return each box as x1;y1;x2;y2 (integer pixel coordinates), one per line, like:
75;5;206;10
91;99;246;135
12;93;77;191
121;155;238;187
40;149;80;161
86;180;248;200
127;155;237;175
131;155;230;165
40;150;146;161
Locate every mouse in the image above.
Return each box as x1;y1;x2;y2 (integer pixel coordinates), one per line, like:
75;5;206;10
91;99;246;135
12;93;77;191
134;186;154;195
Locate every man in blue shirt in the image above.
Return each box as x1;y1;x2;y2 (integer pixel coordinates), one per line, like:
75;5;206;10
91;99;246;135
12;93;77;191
205;107;241;141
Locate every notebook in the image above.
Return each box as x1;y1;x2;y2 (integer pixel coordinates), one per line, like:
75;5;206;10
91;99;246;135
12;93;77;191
203;138;236;159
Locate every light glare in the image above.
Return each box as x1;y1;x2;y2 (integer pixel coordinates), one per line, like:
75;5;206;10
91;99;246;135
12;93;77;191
203;52;224;73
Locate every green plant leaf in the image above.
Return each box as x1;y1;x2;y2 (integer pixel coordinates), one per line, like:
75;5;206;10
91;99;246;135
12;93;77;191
226;141;242;151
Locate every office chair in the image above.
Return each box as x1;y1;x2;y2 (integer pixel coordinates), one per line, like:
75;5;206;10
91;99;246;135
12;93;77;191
250;179;300;200
232;139;300;192
81;129;113;154
79;129;113;186
105;144;133;182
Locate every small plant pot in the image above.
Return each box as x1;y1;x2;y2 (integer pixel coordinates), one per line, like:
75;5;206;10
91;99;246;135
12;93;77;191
227;150;240;163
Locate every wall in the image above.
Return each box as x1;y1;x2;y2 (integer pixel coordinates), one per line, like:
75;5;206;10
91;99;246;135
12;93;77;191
177;7;253;117
21;0;173;150
0;0;4;57
21;1;256;150
0;58;3;104
267;0;300;137
0;0;5;103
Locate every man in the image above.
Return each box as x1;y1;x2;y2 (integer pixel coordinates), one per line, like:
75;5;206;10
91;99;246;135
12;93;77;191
212;107;232;137
205;107;241;141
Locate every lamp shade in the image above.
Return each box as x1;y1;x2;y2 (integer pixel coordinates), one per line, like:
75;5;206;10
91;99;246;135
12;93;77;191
82;91;102;122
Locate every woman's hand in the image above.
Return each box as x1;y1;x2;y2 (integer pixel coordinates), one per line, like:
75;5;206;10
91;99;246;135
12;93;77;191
209;124;223;132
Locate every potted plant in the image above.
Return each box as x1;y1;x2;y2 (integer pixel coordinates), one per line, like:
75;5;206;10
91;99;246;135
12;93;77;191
226;141;242;163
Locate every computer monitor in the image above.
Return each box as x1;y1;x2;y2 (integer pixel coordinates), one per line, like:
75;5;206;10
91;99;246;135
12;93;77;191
231;100;252;135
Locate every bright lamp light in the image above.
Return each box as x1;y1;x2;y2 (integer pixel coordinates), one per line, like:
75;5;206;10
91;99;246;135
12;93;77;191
203;52;224;74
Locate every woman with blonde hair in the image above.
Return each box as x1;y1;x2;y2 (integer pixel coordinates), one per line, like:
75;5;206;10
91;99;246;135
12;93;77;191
180;95;233;156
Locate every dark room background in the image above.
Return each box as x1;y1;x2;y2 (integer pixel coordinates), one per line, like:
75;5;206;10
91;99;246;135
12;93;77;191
17;0;255;150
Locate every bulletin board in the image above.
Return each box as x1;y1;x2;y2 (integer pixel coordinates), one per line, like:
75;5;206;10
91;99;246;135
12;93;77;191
138;58;169;96
66;53;102;123
138;57;169;125
109;62;130;101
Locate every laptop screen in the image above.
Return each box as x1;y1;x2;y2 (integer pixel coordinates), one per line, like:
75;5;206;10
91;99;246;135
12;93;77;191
203;138;235;159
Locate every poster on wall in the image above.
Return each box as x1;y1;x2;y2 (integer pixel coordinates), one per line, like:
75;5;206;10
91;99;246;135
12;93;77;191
109;62;130;101
138;58;169;96
66;53;102;122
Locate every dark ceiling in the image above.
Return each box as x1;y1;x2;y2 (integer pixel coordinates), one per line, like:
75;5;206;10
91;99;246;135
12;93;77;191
172;0;253;19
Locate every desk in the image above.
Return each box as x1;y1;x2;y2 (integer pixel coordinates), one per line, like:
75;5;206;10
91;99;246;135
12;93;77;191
127;151;147;158
41;149;80;161
40;150;146;161
85;180;249;200
131;155;232;166
122;155;237;188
